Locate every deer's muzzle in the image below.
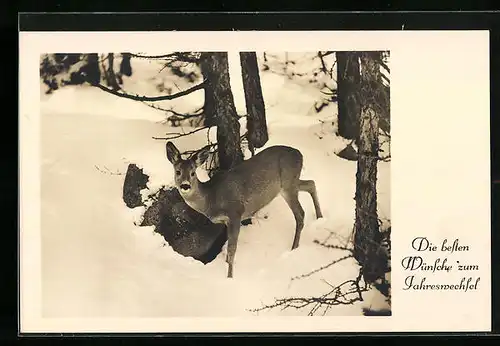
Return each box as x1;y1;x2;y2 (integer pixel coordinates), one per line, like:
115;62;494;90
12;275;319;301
180;182;191;192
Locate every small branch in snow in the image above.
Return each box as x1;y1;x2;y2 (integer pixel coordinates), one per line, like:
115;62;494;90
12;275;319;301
290;254;354;281
167;109;204;121
250;270;368;316
142;102;204;122
94;165;124;175
183;143;218;157
318;51;334;79
90;80;206;102
313;239;353;252
152;126;210;140
318;51;335;58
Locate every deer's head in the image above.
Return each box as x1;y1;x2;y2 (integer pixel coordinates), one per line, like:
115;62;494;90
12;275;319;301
166;141;210;197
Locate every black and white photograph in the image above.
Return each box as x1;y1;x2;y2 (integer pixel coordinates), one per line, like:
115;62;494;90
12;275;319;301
20;29;491;333
38;50;391;317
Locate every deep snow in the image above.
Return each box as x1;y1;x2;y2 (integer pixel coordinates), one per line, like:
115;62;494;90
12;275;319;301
40;52;390;317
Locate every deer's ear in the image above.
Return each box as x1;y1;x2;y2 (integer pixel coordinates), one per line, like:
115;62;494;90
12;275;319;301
166;142;180;163
193;146;210;167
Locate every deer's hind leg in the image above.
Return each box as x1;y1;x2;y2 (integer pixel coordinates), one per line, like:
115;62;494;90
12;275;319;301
225;213;242;278
281;188;305;250
298;179;323;219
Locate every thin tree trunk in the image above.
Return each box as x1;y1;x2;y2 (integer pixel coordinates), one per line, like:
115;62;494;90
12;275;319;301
336;52;361;141
116;52;132;85
202;78;217;127
353;51;383;284
82;53;101;85
200;52;243;171
200;55;217;127
240;52;268;156
120;53;132;76
262;52;269;71
106;53;120;90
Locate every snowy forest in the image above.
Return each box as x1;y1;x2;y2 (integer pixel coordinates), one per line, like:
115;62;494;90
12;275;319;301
39;50;391;318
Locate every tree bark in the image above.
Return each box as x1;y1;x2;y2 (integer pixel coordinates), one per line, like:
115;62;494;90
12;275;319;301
106;53;120;90
116;52;132;85
82;53;101;85
120;53;132;76
200;52;243;171
336;52;361;141
353;51;384;284
200;54;217;127
240;52;268;155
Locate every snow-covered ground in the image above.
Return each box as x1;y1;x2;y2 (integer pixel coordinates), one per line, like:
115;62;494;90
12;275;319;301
40;52;390;317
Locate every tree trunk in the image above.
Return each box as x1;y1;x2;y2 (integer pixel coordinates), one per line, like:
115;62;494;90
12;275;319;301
116;52;132;85
353;51;384;284
202;80;217;127
120;53;132;76
106;53;120;90
82;53;101;85
240;52;268;156
200;52;243;171
336;52;361;141
200;55;217;127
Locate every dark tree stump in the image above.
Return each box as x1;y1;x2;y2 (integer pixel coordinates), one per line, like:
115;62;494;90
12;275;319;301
122;163;227;264
123;164;149;208
141;187;227;263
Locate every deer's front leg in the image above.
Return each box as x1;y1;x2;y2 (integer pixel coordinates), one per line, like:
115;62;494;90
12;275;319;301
226;215;242;278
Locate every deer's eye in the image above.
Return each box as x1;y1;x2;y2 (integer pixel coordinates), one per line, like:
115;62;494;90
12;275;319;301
175;170;181;176
190;172;195;177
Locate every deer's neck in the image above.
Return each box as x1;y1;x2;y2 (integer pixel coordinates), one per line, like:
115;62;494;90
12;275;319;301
182;180;211;216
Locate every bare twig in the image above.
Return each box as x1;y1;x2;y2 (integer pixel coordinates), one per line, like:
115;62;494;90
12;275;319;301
318;51;334;79
250;272;368;315
130;52;200;63
94;165;124;175
318;51;335;58
313;239;353;252
142;101;204;122
290;254;354;281
167;108;204;121
130;53;180;59
90;80;205;102
152;126;210;140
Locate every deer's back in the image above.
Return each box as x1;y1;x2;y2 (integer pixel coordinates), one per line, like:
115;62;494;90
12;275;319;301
204;146;303;219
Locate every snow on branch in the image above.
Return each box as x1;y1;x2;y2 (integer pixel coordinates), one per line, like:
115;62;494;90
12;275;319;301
129;52;200;63
90;80;206;102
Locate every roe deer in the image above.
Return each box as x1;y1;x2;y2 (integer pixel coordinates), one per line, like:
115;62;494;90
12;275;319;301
165;141;323;278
